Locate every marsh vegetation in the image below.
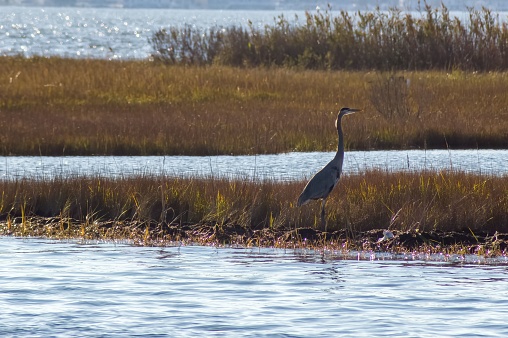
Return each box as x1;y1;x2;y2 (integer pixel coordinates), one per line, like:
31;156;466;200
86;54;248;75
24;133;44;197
1;171;507;253
1;57;507;156
1;6;508;155
151;4;508;71
1;3;507;253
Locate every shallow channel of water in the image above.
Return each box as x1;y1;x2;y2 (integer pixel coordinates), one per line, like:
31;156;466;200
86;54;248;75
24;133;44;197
1;237;508;337
1;149;507;180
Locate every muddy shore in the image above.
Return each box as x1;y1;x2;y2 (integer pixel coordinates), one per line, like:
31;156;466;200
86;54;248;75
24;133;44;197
2;217;506;257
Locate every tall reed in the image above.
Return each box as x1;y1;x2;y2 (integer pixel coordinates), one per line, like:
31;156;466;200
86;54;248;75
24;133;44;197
151;4;508;71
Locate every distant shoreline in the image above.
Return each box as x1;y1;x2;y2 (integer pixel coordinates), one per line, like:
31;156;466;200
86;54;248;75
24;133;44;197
2;0;508;12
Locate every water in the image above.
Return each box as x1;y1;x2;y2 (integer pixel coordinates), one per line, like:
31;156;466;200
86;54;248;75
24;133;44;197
1;237;508;337
2;6;508;59
0;7;303;59
1;149;506;180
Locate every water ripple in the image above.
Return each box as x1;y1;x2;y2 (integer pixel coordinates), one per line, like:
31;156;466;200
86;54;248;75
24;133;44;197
1;237;508;337
0;7;296;59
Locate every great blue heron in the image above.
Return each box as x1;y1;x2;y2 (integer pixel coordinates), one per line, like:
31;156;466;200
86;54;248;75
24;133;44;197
297;107;361;228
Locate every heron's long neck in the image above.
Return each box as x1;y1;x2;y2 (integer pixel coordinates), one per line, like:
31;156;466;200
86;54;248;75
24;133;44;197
334;115;345;168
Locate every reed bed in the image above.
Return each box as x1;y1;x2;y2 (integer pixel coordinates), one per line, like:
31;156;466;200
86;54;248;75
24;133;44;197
1;171;507;253
1;56;508;155
151;4;508;71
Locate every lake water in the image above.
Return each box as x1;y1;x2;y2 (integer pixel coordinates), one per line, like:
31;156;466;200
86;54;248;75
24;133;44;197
1;237;508;337
0;6;307;59
1;149;507;180
2;6;507;59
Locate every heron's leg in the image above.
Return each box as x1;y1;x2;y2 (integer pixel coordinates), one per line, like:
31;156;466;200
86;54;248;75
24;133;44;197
320;198;327;230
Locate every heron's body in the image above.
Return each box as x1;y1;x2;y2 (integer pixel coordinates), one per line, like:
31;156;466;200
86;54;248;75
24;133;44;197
297;155;341;206
297;107;360;228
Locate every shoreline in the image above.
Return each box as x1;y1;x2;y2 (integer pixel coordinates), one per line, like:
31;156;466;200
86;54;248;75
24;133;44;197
2;217;506;257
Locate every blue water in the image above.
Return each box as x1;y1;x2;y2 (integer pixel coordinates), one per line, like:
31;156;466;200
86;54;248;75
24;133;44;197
1;149;507;180
1;237;508;337
0;7;303;59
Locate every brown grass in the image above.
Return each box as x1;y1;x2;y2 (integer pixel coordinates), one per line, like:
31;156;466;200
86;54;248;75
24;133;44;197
151;4;508;71
1;56;508;156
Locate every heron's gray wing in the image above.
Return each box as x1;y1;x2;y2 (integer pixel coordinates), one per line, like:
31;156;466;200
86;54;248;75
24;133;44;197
298;164;338;204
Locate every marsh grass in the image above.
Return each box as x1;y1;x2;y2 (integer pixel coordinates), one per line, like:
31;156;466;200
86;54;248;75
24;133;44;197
1;57;508;155
1;171;507;251
151;4;508;71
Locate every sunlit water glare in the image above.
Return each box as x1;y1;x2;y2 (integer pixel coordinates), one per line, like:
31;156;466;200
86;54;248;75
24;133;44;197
0;7;301;59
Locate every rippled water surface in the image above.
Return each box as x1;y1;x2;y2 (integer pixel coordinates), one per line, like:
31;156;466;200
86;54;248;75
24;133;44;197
1;149;507;180
1;237;508;337
0;7;302;59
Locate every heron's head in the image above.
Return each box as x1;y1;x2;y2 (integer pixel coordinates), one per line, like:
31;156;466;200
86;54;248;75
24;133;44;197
338;107;362;117
335;107;362;127
336;107;361;128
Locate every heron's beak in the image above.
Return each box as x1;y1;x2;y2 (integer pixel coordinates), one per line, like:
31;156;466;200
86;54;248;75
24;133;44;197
344;108;362;115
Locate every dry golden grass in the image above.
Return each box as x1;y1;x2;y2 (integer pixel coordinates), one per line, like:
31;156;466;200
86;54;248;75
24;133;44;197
1;170;507;237
1;56;507;155
1;170;507;254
